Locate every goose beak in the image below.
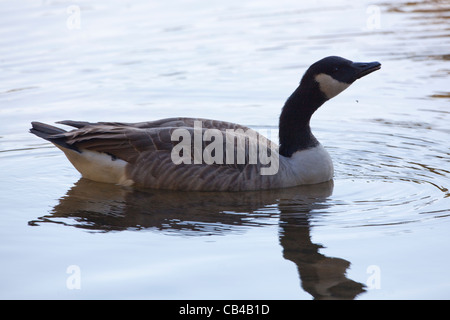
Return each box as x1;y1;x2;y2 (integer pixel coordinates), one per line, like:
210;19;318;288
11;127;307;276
352;61;381;79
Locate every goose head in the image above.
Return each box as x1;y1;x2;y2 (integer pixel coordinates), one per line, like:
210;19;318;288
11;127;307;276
278;56;381;157
305;56;381;100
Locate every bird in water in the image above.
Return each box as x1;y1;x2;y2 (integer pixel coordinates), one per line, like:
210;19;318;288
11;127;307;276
30;56;380;191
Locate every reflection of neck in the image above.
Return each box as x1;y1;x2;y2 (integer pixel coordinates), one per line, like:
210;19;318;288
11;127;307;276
278;79;327;157
279;214;365;300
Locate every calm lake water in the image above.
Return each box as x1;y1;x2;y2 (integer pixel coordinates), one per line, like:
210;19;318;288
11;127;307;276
1;0;449;299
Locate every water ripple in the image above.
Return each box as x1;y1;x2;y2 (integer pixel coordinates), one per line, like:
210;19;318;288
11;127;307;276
311;118;450;230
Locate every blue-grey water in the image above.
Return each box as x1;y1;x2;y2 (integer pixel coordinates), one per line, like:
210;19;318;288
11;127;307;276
0;0;449;299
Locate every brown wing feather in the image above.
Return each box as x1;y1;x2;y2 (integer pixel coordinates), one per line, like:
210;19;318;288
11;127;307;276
53;118;279;191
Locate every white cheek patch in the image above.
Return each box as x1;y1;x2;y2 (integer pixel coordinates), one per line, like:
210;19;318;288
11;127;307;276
315;73;350;99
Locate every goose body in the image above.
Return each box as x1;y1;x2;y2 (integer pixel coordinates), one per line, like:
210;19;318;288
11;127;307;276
30;56;380;191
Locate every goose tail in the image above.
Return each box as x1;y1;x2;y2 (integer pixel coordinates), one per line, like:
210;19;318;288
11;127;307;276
30;121;79;152
30;121;132;185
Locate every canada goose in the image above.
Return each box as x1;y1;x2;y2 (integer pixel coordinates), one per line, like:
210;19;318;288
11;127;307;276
30;56;380;191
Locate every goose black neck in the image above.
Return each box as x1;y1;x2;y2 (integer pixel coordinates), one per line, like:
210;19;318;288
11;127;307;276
278;78;327;157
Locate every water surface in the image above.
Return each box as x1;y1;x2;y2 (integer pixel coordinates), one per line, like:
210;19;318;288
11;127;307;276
0;0;449;299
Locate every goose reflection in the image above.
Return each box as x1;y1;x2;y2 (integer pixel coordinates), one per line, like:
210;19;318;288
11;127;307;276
29;179;365;299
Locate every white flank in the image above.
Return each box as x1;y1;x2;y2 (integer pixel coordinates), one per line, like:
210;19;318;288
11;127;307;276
56;146;134;186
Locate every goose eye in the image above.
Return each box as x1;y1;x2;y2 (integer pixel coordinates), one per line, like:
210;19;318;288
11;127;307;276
332;67;339;73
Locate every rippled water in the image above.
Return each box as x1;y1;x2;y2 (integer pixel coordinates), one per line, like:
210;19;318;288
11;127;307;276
1;0;449;299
